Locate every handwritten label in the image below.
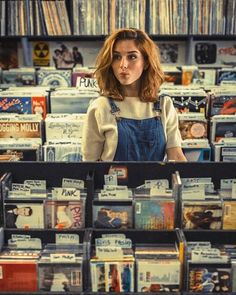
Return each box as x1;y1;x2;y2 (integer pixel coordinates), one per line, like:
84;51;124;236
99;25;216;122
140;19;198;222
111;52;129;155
52;187;80;199
56;233;80;245
11;234;31;240
76;77;99;92
182;183;205;200
96;247;124;259
104;174;117;186
98;190;129;200
221;179;236;189
62;178;84;189
145;179;169;189
11;239;42;249
95;238;132;249
50;253;76;262
24;180;46;190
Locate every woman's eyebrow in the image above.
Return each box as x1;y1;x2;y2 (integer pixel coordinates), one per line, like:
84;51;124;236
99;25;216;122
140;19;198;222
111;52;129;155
113;50;139;54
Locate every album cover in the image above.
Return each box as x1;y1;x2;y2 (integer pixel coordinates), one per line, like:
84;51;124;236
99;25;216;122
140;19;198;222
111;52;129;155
0;260;38;292
220;146;236;161
50;89;96;114
0;148;40;161
38;264;82;292
163;66;182;85
222;200;236;229
182;65;199;86
0;41;18;70
93;203;133;229
137;258;181;292
179;114;208;140
183;147;211;162
0;96;47;118
45;200;85;229
90;260;134;292
134;199;175;230
182;201;223;230
2;69;36;86
217;69;236;85
43;144;82;162
0;115;43;141
187;263;231;292
215;122;236;143
4;202;44;229
209;95;236;117
37;69;71;87
45;115;84;140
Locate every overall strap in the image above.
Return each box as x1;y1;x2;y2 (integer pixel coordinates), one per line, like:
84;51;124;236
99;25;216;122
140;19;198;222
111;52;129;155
153;94;165;116
108;97;121;117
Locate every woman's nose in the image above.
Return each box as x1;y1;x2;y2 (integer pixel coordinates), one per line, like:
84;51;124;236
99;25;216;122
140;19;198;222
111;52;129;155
120;57;128;69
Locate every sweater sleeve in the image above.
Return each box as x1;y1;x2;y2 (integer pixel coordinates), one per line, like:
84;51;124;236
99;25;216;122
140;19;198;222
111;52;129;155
81;102;104;161
81;97;118;161
162;96;182;149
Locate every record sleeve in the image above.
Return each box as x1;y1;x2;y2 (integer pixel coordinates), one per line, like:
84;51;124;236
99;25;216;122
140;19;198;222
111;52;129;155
93;203;133;229
4;202;44;229
137;258;181;292
134;198;175;230
187;263;231;292
0;259;38;291
90;260;134;292
38;263;82;292
222;200;236;229
45;200;85;229
182;201;223;230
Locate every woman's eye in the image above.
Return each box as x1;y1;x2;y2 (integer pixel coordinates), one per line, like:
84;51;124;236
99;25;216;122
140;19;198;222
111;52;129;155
128;54;137;60
113;54;121;60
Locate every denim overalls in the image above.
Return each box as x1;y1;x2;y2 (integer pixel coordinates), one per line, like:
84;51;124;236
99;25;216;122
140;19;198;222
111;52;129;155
108;97;166;161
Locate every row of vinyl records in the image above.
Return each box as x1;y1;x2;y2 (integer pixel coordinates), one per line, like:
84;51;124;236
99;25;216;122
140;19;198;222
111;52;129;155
0;228;236;293
1;171;236;230
0;0;236;36
0;65;236;87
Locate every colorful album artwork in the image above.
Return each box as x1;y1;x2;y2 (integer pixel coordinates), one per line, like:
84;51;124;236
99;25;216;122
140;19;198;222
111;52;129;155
45;200;85;229
182;203;223;230
93;204;133;229
134;199;175;230
188;265;231;292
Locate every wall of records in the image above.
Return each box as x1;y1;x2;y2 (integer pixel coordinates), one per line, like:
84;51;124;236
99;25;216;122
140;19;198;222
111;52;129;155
0;1;236;163
0;161;236;294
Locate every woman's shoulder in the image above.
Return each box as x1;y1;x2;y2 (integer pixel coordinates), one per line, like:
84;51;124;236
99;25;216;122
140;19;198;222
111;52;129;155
89;96;110;108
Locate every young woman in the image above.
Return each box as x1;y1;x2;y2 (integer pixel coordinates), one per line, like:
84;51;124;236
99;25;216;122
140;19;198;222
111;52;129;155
82;28;186;162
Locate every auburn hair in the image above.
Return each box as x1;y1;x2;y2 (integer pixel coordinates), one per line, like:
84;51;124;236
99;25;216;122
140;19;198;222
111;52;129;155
94;28;165;102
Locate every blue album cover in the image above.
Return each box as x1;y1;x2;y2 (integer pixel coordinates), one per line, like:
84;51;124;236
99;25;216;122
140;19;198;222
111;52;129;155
0;97;32;114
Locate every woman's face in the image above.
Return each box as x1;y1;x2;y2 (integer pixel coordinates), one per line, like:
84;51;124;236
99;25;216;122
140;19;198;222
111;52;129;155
111;39;145;94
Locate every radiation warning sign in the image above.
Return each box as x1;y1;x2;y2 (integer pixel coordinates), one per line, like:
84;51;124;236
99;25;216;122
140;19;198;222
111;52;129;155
33;42;50;66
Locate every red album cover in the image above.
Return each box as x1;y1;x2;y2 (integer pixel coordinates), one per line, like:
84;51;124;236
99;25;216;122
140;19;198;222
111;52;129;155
0;260;38;291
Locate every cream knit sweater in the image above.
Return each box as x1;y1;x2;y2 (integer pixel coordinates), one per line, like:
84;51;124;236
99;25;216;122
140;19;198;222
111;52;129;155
82;95;182;161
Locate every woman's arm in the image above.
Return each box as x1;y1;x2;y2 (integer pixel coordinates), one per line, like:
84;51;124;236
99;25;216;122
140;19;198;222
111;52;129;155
166;146;187;161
